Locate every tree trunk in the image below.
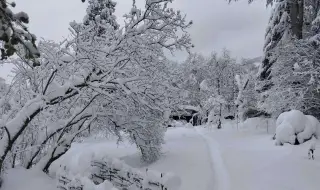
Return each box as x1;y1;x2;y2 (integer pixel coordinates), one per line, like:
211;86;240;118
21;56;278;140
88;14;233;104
290;0;304;39
217;78;222;129
217;104;222;129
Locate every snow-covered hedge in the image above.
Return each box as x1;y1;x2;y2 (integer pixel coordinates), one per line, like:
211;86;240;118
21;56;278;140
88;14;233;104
275;110;320;145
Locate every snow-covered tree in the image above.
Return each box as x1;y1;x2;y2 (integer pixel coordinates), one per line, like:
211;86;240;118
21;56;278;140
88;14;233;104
256;0;292;93
201;50;237;128
178;53;208;108
0;0;192;179
83;0;119;34
176;50;238;128
256;0;320;119
234;58;261;121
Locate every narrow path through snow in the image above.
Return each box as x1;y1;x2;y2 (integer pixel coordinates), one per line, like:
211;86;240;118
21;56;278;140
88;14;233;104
195;127;230;190
140;127;216;190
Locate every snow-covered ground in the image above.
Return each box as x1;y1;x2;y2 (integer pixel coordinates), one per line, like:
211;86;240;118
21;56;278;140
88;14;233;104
199;119;320;190
53;127;215;190
53;118;320;190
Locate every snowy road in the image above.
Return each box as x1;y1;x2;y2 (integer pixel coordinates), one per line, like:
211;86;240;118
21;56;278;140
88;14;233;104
199;125;320;190
196;127;229;190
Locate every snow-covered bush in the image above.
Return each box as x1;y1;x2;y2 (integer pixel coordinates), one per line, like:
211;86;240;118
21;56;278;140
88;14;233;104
128;122;166;163
275;121;296;146
297;115;320;143
275;110;320;145
276;110;306;134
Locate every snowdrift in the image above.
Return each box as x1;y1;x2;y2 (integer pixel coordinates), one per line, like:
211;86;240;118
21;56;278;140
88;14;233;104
275;110;320;145
2;168;57;190
2;167;119;190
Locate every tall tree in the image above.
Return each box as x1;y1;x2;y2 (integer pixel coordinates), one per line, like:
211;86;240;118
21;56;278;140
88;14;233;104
256;0;292;92
0;0;192;179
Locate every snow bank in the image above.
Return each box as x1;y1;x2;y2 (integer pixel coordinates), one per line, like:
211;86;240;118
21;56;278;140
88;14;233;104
170;120;186;128
2;168;57;190
2;167;119;190
240;117;276;133
275;110;320;145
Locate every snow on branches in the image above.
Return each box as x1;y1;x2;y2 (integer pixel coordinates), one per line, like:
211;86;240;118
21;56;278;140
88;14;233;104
0;0;192;177
0;0;39;61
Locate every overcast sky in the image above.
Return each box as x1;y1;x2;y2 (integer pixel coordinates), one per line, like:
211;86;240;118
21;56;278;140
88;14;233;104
0;0;270;80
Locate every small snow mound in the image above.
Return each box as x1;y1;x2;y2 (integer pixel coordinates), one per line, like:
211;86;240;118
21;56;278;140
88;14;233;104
185;123;193;128
170;120;185;128
93;180;118;190
161;172;181;189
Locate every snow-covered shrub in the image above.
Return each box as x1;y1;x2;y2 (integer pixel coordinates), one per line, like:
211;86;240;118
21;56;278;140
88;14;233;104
128;122;166;163
275;110;320;145
276;110;306;134
275;121;296;146
297;115;320;144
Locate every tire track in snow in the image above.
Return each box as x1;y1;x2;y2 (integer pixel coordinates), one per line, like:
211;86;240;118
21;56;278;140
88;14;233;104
195;127;230;190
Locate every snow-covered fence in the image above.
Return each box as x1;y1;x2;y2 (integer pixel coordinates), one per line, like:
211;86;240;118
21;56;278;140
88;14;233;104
55;156;181;190
57;174;85;190
90;157;181;190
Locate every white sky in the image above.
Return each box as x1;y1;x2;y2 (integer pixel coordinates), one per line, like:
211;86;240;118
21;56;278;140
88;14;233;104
0;0;271;81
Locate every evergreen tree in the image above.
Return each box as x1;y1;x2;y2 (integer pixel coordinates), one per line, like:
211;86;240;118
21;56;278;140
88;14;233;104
83;0;119;35
0;1;39;61
256;0;292;92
